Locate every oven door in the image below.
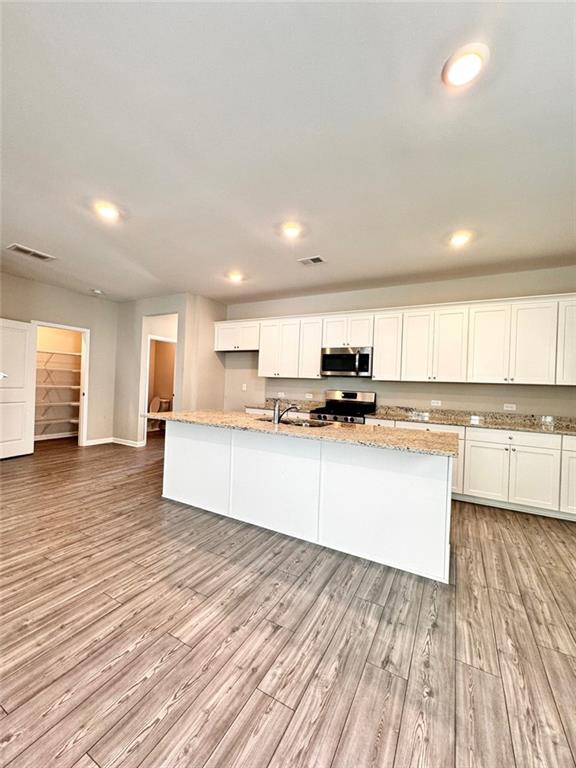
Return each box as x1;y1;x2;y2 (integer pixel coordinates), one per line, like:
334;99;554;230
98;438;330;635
321;347;372;377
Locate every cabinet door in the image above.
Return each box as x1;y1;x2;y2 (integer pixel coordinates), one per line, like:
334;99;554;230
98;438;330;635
452;441;465;494
322;316;348;348
372;313;403;380
401;310;434;381
433;306;469;382
278;320;300;378
463;441;510;501
467;304;511;383
214;324;240;351
560;451;576;515
348;314;374;347
509;301;557;384
509;445;560;510
257;322;279;377
557;299;576;385
298;318;322;378
238;323;260;351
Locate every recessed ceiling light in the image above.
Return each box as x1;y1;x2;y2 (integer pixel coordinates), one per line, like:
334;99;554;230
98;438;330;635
442;43;489;88
92;200;122;223
227;271;244;283
448;230;475;249
91;288;105;295
281;221;303;240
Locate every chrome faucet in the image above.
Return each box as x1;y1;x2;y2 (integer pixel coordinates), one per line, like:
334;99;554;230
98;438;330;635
272;399;298;425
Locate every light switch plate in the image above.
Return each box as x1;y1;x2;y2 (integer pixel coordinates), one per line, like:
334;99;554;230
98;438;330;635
503;403;517;411
431;400;442;407
277;391;285;397
241;383;247;392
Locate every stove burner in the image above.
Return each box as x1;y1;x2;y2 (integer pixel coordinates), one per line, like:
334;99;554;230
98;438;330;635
309;390;376;424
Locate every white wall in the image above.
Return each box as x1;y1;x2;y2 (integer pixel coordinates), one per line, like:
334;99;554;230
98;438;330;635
226;265;576;319
0;272;118;440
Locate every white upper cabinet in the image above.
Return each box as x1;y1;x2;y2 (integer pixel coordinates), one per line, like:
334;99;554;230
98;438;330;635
214;321;260;352
322;314;373;348
372;312;403;381
467;303;511;383
509;301;557;385
298;317;322;379
401;310;434;381
557;299;576;385
433;305;469;382
257;319;300;378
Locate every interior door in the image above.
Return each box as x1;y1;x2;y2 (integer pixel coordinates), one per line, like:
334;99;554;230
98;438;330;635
0;318;36;459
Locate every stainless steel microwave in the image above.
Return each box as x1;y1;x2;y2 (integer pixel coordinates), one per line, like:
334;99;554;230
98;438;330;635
320;347;373;377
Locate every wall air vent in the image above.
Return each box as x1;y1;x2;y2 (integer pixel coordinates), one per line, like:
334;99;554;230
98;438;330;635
297;255;326;266
5;243;57;261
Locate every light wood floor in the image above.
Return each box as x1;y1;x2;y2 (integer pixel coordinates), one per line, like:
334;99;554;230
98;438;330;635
1;435;575;768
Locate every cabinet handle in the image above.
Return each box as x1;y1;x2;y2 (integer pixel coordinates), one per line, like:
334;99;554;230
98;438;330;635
511;448;516;452
504;377;508;381
505;447;509;451
510;377;514;381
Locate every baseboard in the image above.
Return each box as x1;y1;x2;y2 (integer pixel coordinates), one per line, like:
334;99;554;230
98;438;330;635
82;437;114;446
35;432;79;442
452;493;575;521
112;438;147;448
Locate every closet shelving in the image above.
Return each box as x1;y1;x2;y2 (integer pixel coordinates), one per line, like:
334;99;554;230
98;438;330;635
35;348;81;440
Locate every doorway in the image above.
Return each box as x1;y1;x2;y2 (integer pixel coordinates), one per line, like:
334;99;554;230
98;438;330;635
33;322;90;446
146;337;176;434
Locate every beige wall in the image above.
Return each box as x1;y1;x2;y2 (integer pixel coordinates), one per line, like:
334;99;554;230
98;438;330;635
223;265;576;417
226;265;576;319
1;272;118;440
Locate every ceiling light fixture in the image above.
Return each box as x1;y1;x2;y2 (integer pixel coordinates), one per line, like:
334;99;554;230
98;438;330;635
448;230;475;249
91;288;105;295
227;271;244;283
281;221;303;240
92;199;122;223
442;43;489;88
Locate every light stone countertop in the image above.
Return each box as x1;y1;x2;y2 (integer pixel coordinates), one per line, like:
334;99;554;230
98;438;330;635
149;410;459;458
247;400;576;436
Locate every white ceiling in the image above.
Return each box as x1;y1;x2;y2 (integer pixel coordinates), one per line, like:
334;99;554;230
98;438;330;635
2;2;575;303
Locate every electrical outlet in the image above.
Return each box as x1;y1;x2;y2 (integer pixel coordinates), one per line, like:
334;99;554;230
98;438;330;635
431;400;442;407
277;391;285;398
241;383;247;392
503;403;517;411
305;393;314;399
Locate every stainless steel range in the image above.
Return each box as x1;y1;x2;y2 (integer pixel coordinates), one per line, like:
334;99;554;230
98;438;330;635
309;390;376;424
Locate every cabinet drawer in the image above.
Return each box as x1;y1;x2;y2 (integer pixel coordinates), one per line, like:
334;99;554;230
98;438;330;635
365;418;395;428
395;421;465;438
466;427;561;450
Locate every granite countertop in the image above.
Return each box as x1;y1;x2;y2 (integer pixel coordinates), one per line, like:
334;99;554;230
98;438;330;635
247;400;576;436
149;410;459;458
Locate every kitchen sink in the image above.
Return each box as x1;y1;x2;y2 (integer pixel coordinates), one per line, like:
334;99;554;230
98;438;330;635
256;417;328;428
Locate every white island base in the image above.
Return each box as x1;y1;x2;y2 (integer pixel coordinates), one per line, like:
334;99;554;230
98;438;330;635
163;420;453;582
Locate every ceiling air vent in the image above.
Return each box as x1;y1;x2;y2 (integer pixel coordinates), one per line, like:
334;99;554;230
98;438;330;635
5;243;57;262
297;255;326;266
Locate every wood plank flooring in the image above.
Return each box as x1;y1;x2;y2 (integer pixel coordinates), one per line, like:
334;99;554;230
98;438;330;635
1;435;575;768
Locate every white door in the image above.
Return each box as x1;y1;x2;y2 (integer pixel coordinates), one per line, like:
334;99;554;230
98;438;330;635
463;441;510;501
372;312;403;381
433;306;469;382
322;316;348;348
348;314;374;347
257;322;280;377
278;320;300;378
0;318;36;459
214;324;240;351
298;318;322;378
560;451;576;515
508;445;561;510
401;310;434;381
509;301;558;384
467;303;511;383
556;299;576;385
238;322;260;351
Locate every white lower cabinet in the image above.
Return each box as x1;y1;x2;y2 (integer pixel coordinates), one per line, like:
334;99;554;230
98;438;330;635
463;441;510;501
560;450;576;515
508;445;561;511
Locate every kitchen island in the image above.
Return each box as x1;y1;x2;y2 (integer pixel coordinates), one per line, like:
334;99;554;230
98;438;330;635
151;410;459;582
